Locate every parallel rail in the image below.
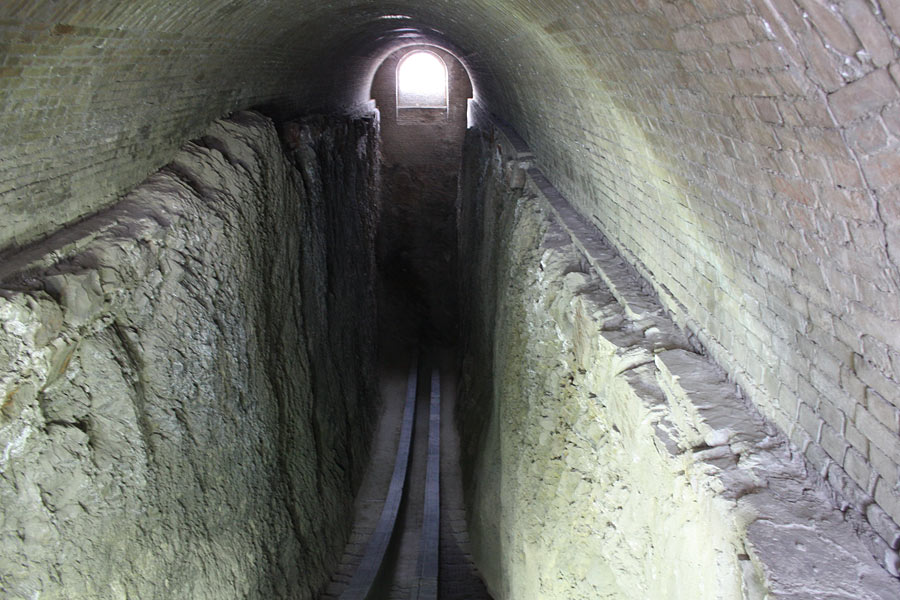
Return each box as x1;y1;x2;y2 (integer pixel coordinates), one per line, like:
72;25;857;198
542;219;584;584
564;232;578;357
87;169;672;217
411;368;441;600
340;357;420;600
339;355;442;600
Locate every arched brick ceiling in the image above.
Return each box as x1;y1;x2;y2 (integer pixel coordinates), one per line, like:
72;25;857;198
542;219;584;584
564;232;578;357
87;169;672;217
2;0;900;548
0;0;704;248
0;1;526;248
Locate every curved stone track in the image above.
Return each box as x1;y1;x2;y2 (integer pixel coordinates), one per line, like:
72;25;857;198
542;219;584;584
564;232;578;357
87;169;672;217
320;348;492;600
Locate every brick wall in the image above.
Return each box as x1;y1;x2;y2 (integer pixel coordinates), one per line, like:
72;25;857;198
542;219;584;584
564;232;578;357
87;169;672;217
371;45;472;342
0;1;421;250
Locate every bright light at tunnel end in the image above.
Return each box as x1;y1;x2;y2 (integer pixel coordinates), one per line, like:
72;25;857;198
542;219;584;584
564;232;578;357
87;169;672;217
397;51;447;108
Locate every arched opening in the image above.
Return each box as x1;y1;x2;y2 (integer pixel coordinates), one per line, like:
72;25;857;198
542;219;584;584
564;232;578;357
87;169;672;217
396;50;448;110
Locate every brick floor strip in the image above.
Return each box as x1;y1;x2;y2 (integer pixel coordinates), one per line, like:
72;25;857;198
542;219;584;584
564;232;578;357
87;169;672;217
411;367;441;600
340;355;419;600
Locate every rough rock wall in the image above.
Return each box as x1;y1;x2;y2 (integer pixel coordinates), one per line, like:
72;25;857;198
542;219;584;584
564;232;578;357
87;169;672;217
0;110;380;599
456;124;900;599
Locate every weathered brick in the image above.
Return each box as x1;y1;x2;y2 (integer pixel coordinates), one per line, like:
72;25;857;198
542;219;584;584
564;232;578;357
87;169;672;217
848;303;900;350
706;16;757;44
882;103;900;137
892;347;900;382
797;0;860;55
890;59;900;88
842;0;894;67
875;477;900;525
857;352;900;404
799;126;855;157
753;96;782;123
801;28;847;92
849;221;890;262
827;157;865;188
829;69;900;125
882;188;900;222
860;148;900;189
773;68;818;97
846;417;871;454
728;46;755;70
818;392;847;430
869;388;900;434
870;442;900;494
806;439;833;473
821;187;876;220
821;420;850;462
867;500;900;550
881;0;900;35
885;226;900;279
845;117;889;153
857;406;900;461
845;445;873;489
791;423;814;453
820;262;857;301
827;461;872;509
767;0;807;30
674;27;709;51
799;400;825;438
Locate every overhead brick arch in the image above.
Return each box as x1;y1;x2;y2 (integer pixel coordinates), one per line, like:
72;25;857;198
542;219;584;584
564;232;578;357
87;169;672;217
1;0;899;585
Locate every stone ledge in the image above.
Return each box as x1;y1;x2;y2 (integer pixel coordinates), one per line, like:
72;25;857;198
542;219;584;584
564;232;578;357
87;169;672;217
657;349;897;597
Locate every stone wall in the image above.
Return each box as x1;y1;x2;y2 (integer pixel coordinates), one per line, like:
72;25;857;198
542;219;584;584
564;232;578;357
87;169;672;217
457;121;900;599
0;110;380;599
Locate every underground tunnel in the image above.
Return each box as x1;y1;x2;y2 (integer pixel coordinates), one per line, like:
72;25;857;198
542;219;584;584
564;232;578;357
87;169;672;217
1;1;900;599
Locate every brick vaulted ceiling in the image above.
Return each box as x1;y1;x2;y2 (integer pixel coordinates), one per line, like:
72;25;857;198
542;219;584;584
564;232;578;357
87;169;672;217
2;0;900;548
